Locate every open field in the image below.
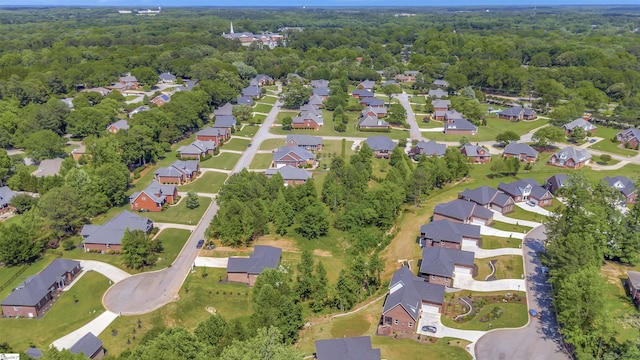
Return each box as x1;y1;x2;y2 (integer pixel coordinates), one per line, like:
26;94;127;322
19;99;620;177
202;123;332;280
179;172;228;194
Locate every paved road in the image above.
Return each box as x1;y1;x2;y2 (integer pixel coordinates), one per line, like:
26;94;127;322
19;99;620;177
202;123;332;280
475;226;570;360
233;100;283;172
397;92;423;141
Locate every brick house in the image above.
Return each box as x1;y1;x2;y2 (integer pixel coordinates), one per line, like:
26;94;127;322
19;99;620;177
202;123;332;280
313;87;330;99
177;140;217;160
419;220;482;248
460;144;491;164
433;199;494;226
502;142;539;163
251;74;274;86
130;182;178;212
360;97;385;108
352;89;375;99
241;85;262;99
292;116;322;130
226;246;282;286
428;88;448;98
498;178;554;207
307;94;325;109
310;79;329;88
315;336;380;360
409;140;447;160
498;106;537;121
361;105;387;118
604;176;637;205
357;80;376;90
378;266;445;336
265;166;312;186
286;134;323;151
617;128;640;149
562;118;597;136
272;146;317;168
70;332;105;360
364;136;396;159
159;72;176;84
155;160;200;184
432;99;450;112
1;259;81;318
150;94;171;107
117;73;140;90
81;211;153;252
444;118;478;135
107;120;129;134
548;147;591;169
544;174;570;195
627;271;640;308
213;115;237;133
358;116;389;131
419;247;476;287
196;126;229;145
433;79;449;88
213;103;234;117
458;186;515;213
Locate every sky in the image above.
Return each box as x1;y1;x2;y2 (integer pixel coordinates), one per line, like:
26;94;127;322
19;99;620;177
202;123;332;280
1;0;639;6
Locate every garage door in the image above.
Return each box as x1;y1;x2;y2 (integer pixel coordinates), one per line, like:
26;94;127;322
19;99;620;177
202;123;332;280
462;239;477;248
472;218;486;226
455;266;472;275
421;303;440;314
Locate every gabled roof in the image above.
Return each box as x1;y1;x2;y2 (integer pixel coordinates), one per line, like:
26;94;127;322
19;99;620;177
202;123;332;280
428;88;448;98
227;245;281;274
618;128;640;140
81;211;153;245
503;142;538;158
177;140;216;155
413;140;446;157
197;126;228;137
382;267;445;320
404;70;420;75
420;247;475;278
25;348;43;359
459;186;502;206
544;174;569;193
360;97;385;106
420;219;481;244
431;99;450;108
382;80;398;86
108;119;129;131
300;104;321;116
266;166;312;181
307;94;324;106
497;178;540;196
120;74;137;83
444;110;464;120
553;146;592;163
310;79;329;88
130;181;176;204
364;136;396;152
361;106;387;116
433;79;449;87
461;144;487;157
604;176;637;196
236;95;253;106
562;118;597;132
499;106;525;117
445;118;477;132
241;85;261;97
352;89;375;97
159;72;176;82
315;336;381;360
214;115;237;129
358;116;389;128
1;259;80;307
313;87;330;97
253;74;273;83
359;80;376;89
69;332;103;357
33;158;63;178
287;134;322;147
434;199;493;222
273;146;316;162
0;185;16;207
214;103;234;116
628;270;640;290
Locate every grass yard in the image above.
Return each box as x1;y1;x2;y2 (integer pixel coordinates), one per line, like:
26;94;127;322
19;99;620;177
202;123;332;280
0;271;110;352
600;261;640;343
418;119;446;129
199;152;241;170
503;206;548;223
222;138;250;151
251;114;266;123
317;140;355;159
257;95;277;105
252;103;272;114
475;255;524;280
144;197;212;225
491;221;532;233
441;303;528;331
235;125;259;137
179;172;228;194
153;229;191;269
409;95;427;105
587;125;637;157
259;138;285;150
249;154;273;169
423;117;548;142
0;254;58;300
481;236;522;249
372;157;392;179
124;95;139;101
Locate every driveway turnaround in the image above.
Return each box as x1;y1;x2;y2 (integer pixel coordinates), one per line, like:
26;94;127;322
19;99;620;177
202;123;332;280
52;311;119;350
79;260;130;283
461;244;523;259
454;274;526;292
475;226;570;360
418;312;485;359
492;211;542;228
480;226;526;239
194;257;228;268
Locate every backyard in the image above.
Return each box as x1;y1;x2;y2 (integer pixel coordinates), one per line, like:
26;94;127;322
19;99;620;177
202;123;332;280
179;172;228;194
199;152;241;170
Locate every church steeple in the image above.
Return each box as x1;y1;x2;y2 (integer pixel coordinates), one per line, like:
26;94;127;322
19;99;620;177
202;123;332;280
230;22;234;34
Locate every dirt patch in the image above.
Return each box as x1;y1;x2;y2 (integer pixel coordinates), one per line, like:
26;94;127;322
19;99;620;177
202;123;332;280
254;236;299;253
313;249;331;257
602;261;629;287
205;306;217;315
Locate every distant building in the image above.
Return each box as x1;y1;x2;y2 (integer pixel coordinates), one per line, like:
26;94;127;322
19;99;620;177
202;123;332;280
222;22;283;49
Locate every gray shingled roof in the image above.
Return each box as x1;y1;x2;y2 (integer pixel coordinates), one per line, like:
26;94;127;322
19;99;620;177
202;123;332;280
313;87;330;97
361;106;387;117
434;199;493;222
69;332;102;357
310;79;329;88
618;128;640;141
628;271;640;291
360;97;385;106
307;94;324;107
499;106;525;117
286;134;322;147
553;146;592;163
177;140;217;155
358;116;389;128
413;140;446;157
359;80;376;89
604;176;637;197
33;158;64;178
241;85;261;97
420;247;475;278
197;126;228;138
315;336;381;360
81;211;153;246
445;118;477;132
544;174;569;194
273;146;316;162
444;110;464;120
253;74;273;84
503;143;538;158
433;79;449;87
420;219;481;244
25;348;43;359
382;266;445;321
214;115;237;129
120;74;137;83
130;181;176;204
0;185;16;207
459;186;501;206
428;88;448;98
461;144;487;157
159;72;176;82
108;119;130;131
563;118;597;132
214;103;234;116
236;95;253;106
431;99;450;108
227;245;281;274
265;166;312;181
365;136;396;152
352;89;375;98
1;259;80;307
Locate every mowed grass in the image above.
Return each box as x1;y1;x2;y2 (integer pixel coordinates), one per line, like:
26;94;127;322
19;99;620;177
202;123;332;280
257;95;277;105
249;154;273;169
143;197;212;225
0;271;110;352
481;236;522;249
491;220;532;233
475;255;524;280
503;206;547;223
423;118;549;142
252;103;272;114
179;172;228;194
259;138;285;150
0;254;58;300
235;125;258;137
587;125;637;156
600;261;640;343
222;138;250;151
441;303;528;331
199;152;241;170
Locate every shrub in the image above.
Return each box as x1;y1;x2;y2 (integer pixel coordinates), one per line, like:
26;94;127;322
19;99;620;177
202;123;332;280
600;154;612;163
62;239;75;251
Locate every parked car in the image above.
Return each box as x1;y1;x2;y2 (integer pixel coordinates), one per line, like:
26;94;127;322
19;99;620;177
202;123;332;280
526;200;536;207
248;143;252;147
529;309;540;318
589;138;597;143
421;325;437;333
196;239;205;249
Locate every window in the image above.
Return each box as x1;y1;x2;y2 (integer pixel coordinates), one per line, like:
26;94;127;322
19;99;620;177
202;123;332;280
394;319;399;325
142;196;147;200
408;322;413;328
384;316;392;325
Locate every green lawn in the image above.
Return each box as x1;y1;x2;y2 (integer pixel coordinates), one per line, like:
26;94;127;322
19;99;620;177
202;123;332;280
125;95;139;101
475;255;524;280
418;119;446;129
199;152;241;170
252;103;272;114
235;125;258;137
0;254;58;300
372;157;392;179
0;271;110;351
424;117;549;142
222;138;250;151
251;114;266;123
143;197;212;225
441;303;528;331
503;206;547;223
409;95;427;105
257;96;277;105
317;140;355;159
153;229;192;269
587;125;637;156
179;172;228;194
249;154;273;169
600;262;640;343
481;236;522;249
491;220;532;233
259;138;285;150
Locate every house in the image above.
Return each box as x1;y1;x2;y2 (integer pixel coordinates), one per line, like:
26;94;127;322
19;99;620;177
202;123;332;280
458;186;515;213
226;246;282;286
502;142;539;163
352;89;375;99
196;126;229;145
128;106;150;118
460;144;491;164
71;144;87;161
548;147;591;169
313;87;330;98
1;259;81;318
272;146;317;168
544;174;570;195
266;166;312;186
241;85;262;98
498;178;554;207
177;140;217;159
314;336;381;360
361;105;387;118
69;332;105;359
497;106;537;121
444;110;464;121
107;120;129;134
604;176;637;204
33;158;63;178
81;211;153;252
25;348;43;359
428;88;448;98
292;115;322;130
236;95;253;106
130;181;178;212
357;80;376;90
214;103;234;117
382;79;398;86
616;128;640;149
286;134;323;151
150;94;171;106
61;98;74;109
419;247;476;287
155;160;200;184
433;199;494;226
360;97;385;108
444;118;478;135
158;72;176;84
118;73;140;89
432;99;451;112
213;115;237;132
364;136;396;159
378;267;445;335
627;271;640;308
307;94;324;109
433;79;449;88
419;220;481;248
409;140;447;160
252;74;274;86
81;87;111;97
562;118;597;136
358;116;389;131
310;79;329;88
394;74;415;82
0;186;16;210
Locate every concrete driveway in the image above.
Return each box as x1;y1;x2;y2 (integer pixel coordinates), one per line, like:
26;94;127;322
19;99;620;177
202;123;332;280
462;244;522;259
79;260;130;283
475;226;570;360
418;312;485;358
194;257;228;268
480;226;525;239
492;211;542;227
454;274;526;292
52;311;119;350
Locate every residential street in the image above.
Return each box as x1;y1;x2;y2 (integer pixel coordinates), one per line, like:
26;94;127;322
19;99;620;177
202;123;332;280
232;99;283;172
397;92;423;140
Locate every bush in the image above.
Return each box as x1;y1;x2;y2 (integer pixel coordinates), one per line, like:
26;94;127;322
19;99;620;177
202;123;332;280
62;239;76;251
600;154;612;163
